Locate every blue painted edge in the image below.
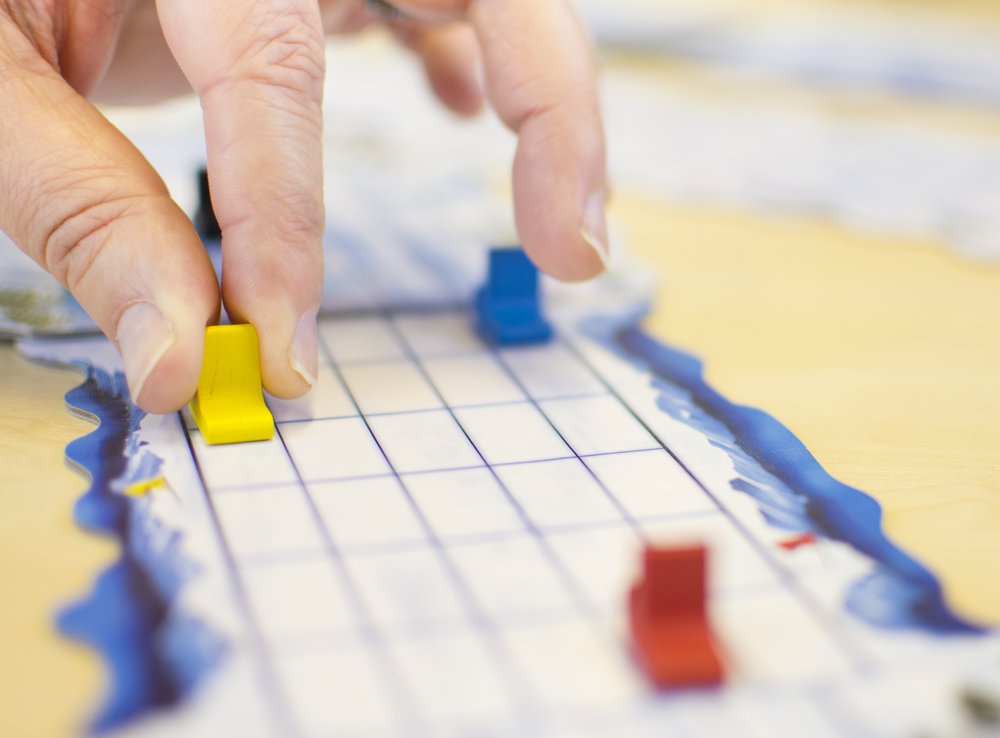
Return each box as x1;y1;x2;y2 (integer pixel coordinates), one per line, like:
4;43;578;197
58;364;225;733
585;314;984;634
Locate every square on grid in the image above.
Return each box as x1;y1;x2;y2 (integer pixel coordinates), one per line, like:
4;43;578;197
403;468;524;541
546;526;643;615
280;416;390;482
267;366;355;423
713;692;846;738
449;537;577;621
310;476;427;551
454;404;570;466
346;548;470;633
502;620;644;714
586;449;718;519
274;644;399;737
392;313;482;357
241;557;356;643
540;395;660;456
339;359;442;415
713;587;853;683
368;410;481;473
390;630;517;730
421;353;525;408
499;343;606;400
212;486;325;560
495;459;624;529
191;433;298;491
320;315;404;364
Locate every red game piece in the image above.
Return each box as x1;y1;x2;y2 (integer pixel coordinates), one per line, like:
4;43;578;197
778;532;818;551
628;544;724;688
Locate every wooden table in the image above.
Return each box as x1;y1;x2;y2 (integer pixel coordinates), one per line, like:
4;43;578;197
0;350;112;738
4;11;1000;735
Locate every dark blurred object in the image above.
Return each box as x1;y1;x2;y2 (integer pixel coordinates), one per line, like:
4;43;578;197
961;688;1000;725
194;167;221;240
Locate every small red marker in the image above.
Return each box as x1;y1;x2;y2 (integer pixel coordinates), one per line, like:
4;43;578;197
778;532;818;551
628;544;724;689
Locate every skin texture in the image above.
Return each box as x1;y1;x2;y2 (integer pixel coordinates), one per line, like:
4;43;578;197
0;0;608;412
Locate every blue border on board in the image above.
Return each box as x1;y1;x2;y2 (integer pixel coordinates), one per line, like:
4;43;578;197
60;366;224;733
599;319;981;634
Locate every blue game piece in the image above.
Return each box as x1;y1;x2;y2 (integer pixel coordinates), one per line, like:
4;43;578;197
474;247;553;346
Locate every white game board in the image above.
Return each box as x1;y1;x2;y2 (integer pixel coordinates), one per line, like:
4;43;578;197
19;303;1000;738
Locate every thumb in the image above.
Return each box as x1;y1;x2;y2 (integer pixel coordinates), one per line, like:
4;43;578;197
0;19;219;412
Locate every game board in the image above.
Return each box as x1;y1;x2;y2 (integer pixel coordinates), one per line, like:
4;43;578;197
19;296;1000;737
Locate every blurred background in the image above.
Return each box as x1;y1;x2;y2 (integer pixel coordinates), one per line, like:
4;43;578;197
3;1;1000;737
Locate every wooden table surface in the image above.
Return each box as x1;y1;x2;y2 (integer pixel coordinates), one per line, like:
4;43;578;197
0;350;113;738
4;6;1000;734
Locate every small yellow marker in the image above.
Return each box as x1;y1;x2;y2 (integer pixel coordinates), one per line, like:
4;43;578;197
124;476;166;497
190;324;275;445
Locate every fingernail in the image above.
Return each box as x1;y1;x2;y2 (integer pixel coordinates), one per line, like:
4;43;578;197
289;310;318;388
581;189;610;270
116;302;175;404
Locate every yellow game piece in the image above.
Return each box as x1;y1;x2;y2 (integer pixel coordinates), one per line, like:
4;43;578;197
190;324;275;445
123;476;166;497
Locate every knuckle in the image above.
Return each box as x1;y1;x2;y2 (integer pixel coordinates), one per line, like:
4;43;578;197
225;179;325;247
275;184;325;240
0;1;60;74
40;192;151;290
496;70;560;128
231;8;325;100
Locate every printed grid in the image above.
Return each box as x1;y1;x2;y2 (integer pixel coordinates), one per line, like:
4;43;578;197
178;310;857;738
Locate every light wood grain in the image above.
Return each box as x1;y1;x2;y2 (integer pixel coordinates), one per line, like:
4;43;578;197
615;195;1000;625
0;348;114;738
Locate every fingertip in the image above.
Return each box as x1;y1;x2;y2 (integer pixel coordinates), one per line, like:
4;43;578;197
121;301;209;414
512;127;610;283
259;354;315;401
133;231;220;414
133;334;202;414
427;49;484;117
435;78;485;118
227;297;317;401
220;236;321;401
581;188;611;269
522;229;608;283
267;308;318;400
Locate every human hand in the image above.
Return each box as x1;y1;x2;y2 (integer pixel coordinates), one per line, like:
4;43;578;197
0;0;608;413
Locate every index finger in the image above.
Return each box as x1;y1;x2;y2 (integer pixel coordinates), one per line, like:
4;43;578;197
156;0;326;398
401;0;609;280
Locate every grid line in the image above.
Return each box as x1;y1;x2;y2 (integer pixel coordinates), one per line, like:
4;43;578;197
271;422;425;731
557;330;876;671
177;413;301;738
380;310;606;621
272;389;610;425
318;320;541;719
231;507;723;569
207;446;665;494
178;307;882;736
489;343;651;540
